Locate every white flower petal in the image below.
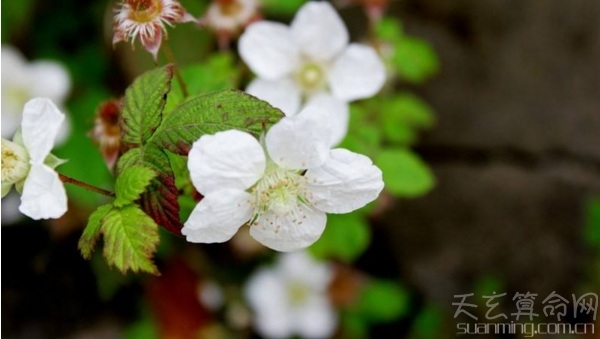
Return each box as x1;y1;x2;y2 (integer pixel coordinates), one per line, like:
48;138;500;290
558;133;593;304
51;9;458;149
188;130;265;195
249;203;326;252
306;148;384;213
279;251;333;288
265;106;331;170
328;44;386;101
182;189;253;243
21;98;64;163
245;268;293;338
239;22;300;80
292;297;338;338
290;2;349;61
28;61;71;104
19;164;67;220
305;93;349;146
246;77;302;116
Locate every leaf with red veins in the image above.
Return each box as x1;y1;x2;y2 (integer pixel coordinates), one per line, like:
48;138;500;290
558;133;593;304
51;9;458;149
117;146;184;235
141;169;183;235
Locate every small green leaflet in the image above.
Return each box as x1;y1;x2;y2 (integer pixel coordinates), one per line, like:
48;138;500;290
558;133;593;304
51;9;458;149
117;147;182;235
79;204;113;259
102;205;159;274
114;165;157;207
309;213;371;262
380;93;436;145
376;149;435;197
78;203;160;275
150;89;283;155
121;65;173;147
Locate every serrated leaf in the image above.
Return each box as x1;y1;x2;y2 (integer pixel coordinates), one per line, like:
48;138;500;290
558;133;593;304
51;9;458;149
375;149;435;197
79;204;113;259
117;147;182;234
309;213;370;262
393;36;439;84
121;65;173;147
102;205;160;275
151;89;283;155
114;165;157;207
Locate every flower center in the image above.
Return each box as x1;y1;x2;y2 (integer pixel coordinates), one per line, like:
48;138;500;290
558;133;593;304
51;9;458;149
217;0;243;16
1;139;30;186
127;0;162;22
287;281;310;306
296;62;325;91
251;167;305;216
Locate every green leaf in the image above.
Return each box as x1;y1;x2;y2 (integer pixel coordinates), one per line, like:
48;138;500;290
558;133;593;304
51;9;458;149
117;147;182;234
474;275;504;297
102;205;160;274
355;280;409;322
375;149;435;197
121;65;174;147
410;305;443;339
78;204;113;259
151;89;283;155
165;54;242;114
393;36;439;84
340;105;382;156
585;197;600;248
375;17;404;42
262;0;307;16
381;93;435;144
114;165;157;207
309;213;371;262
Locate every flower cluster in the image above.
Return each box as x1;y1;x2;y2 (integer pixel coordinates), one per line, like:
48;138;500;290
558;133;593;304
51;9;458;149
239;1;386;145
1;98;68;220
181;1;386;251
182;106;384;251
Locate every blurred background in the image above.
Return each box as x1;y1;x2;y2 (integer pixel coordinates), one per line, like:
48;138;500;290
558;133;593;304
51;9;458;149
2;0;599;338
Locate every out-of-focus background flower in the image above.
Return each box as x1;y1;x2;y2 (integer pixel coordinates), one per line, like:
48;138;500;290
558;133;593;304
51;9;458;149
2;0;599;338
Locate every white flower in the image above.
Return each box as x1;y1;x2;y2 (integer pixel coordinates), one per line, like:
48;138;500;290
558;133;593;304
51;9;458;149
245;251;337;338
1;45;71;142
1;98;68;220
204;0;259;33
238;1;386;145
182;107;383;251
113;0;197;60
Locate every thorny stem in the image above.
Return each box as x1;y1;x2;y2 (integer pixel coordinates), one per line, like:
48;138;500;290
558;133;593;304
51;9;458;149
162;42;189;98
59;173;115;198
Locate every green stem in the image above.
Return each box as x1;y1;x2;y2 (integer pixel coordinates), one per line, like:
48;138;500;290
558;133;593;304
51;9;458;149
162;42;189;98
59;173;114;198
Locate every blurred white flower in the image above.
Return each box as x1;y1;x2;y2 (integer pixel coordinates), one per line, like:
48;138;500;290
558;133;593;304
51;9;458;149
1;45;71;142
182;106;383;251
204;0;259;33
245;251;337;338
1;98;68;220
113;0;197;60
238;1;386;145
